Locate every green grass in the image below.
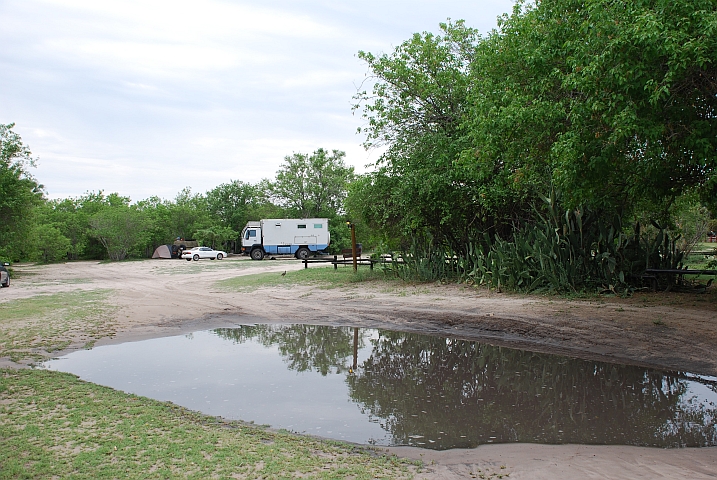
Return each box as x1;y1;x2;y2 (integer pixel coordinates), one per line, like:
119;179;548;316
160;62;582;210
153;259;264;276
0;369;415;479
217;265;396;292
23;278;95;288
0;290;117;364
683;244;717;270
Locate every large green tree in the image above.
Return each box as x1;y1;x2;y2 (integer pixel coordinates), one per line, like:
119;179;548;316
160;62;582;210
351;22;493;249
89;205;148;261
0;124;44;261
464;0;717;217
43;198;91;260
352;0;717;252
205;181;259;232
271;149;355;218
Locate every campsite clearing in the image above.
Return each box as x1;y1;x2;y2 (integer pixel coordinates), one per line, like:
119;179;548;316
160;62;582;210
1;257;716;479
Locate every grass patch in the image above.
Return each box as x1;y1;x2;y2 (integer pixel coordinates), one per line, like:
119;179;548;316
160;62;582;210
0;290;117;364
0;369;414;479
217;265;396;292
25;278;95;288
683;243;717;270
154;259;262;276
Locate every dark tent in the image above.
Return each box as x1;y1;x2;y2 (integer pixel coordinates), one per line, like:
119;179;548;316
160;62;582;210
152;244;172;259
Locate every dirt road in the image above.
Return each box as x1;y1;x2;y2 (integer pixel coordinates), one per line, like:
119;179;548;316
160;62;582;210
2;256;716;479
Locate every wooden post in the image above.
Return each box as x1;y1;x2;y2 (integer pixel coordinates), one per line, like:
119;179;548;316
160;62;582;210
333;255;338;270
350;223;357;273
353;327;358;370
304;258;307;269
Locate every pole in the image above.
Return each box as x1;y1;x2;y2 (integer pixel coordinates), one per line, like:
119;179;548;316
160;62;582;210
350;223;357;272
353;327;358;370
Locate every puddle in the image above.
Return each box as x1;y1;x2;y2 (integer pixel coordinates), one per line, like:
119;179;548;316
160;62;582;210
42;324;717;450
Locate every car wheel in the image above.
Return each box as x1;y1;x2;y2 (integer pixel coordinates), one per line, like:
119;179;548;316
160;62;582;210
1;279;8;288
210;257;215;260
296;247;310;260
186;259;191;262
193;254;200;261
216;253;223;260
251;248;264;260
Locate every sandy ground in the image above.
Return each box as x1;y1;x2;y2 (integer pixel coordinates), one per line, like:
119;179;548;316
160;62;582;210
1;256;716;479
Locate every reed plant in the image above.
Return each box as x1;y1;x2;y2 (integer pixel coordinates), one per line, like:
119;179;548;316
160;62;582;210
387;194;685;293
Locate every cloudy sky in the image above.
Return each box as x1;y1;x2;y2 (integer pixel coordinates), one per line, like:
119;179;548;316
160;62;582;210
1;0;514;201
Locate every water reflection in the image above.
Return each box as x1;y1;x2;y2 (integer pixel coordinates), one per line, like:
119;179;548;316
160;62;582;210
344;331;717;448
214;324;364;376
214;325;717;449
45;324;716;450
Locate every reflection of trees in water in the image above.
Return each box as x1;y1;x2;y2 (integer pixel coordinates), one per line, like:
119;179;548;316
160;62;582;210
213;325;716;449
213;325;364;376
347;332;717;449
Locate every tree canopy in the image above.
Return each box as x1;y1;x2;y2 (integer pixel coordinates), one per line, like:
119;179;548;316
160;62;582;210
351;0;717;250
1;123;355;262
0;124;44;261
271;149;355;218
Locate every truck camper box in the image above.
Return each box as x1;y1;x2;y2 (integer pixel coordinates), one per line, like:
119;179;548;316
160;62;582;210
241;218;330;260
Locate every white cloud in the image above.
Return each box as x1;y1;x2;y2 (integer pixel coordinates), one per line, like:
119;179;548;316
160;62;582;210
1;0;515;201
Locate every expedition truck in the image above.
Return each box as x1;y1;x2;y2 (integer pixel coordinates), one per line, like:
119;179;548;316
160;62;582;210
241;218;330;260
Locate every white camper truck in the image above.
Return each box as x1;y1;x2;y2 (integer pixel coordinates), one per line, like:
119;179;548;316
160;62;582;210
241;218;330;260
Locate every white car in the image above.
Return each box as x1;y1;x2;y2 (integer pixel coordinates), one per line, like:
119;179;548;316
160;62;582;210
182;247;226;261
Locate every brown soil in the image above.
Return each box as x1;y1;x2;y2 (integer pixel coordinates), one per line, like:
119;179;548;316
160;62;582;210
2;256;716;479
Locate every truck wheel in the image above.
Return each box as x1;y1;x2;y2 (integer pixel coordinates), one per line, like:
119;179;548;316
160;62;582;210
216;253;223;260
296;247;310;260
251;248;264;260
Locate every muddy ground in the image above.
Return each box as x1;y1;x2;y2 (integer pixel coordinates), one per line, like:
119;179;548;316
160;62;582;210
1;256;716;479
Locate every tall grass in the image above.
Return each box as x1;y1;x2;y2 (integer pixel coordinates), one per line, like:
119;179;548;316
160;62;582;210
386;196;685;293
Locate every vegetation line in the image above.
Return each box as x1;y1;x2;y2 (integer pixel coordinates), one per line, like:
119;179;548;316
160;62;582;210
217;266;394;292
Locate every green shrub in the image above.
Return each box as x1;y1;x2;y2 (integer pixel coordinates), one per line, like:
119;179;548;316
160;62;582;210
386;194;686;293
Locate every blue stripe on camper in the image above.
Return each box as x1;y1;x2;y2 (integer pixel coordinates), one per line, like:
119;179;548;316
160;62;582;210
263;245;329;254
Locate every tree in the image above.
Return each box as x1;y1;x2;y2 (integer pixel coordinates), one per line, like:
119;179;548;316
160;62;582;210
169;187;211;240
271;149;355;218
193;226;238;250
206;180;257;230
353;0;717;255
44;198;91;260
0;124;44;261
351;21;522;249
463;0;717;217
29;224;71;263
89;205;148;261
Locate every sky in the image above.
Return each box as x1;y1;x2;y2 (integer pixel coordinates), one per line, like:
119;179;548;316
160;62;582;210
1;0;515;201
